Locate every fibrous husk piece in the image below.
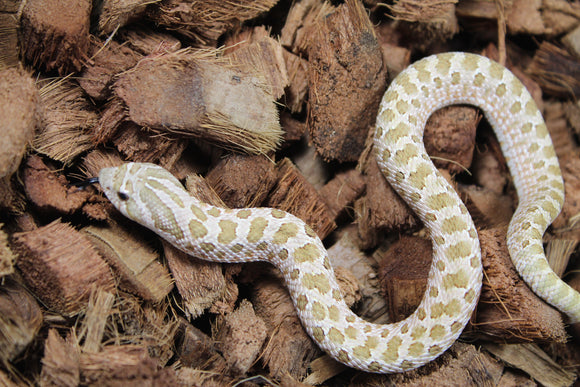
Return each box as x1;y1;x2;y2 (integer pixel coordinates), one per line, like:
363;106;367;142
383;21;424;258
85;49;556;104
332;231;384;319
290;135;330;190
460;185;513;229
0;10;19;67
280;0;332;55
551;156;580;235
378;236;433;322
223;24;270;50
35;78;96;164
280;110;307;143
505;0;545;35
307;0;386;162
80;344;177;385
375;13;407;48
113;49;282;155
318;169;366;220
388;0;458;22
0;277;43;365
356;139;419;249
205;154;277;208
184;173;228;207
19;0;91;74
282;49;309;113
266;158;336;239
456;0;511;19
40;329;80;387
118;27;182;56
0;176;24;215
83;223;174;303
424;106;480;174
543;101;577;160
12;219;115;316
78;289;115;353
470;133;509;195
456;0;547;35
477;228;567;343
175;367;237;386
79;37;142;100
378;42;411;80
163;241;227;319
0;224;14;276
0;67;39;178
175;319;227;371
150;0;279;45
23;155;91;215
541;0;580;36
545;239;578;280
107;294;178;366
250;275;320;379
214;299;267;376
227;35;289;100
389;0;459;50
483;343;576;387
112;122;188;171
91;98;127;145
95;0;154;35
527;41;580;99
303;355;347;385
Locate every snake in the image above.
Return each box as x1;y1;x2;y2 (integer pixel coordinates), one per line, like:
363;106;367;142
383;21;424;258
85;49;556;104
96;52;579;373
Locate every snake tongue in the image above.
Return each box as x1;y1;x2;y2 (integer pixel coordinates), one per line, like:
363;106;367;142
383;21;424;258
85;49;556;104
71;176;99;188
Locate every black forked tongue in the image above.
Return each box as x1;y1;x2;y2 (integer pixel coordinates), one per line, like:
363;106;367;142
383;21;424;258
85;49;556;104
72;177;99;189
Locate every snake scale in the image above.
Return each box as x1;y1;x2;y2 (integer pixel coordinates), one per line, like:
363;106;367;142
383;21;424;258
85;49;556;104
97;52;580;373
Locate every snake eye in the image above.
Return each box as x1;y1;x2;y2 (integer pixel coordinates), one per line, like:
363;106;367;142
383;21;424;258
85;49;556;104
117;191;129;201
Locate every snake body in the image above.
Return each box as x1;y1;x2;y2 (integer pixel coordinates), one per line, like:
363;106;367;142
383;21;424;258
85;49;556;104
98;52;578;373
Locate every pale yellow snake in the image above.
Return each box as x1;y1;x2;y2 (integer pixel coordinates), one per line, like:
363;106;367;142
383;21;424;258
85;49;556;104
97;52;578;373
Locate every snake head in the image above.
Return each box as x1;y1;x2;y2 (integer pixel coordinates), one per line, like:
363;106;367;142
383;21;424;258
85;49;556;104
98;162;185;230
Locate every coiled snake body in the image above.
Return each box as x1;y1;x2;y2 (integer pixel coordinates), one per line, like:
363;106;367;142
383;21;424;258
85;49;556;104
98;53;579;373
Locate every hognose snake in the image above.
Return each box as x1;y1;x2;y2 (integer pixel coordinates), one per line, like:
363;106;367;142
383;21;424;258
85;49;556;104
97;52;580;373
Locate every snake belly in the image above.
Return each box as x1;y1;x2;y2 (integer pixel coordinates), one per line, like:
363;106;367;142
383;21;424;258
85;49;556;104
98;52;576;374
